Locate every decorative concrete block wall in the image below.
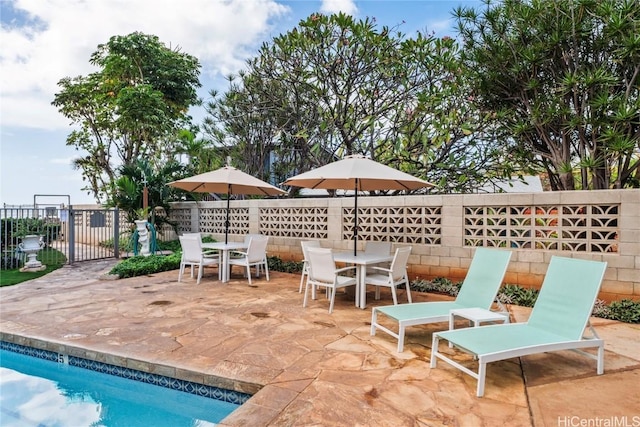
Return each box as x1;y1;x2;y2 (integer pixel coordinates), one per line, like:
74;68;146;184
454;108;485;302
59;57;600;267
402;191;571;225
169;189;640;301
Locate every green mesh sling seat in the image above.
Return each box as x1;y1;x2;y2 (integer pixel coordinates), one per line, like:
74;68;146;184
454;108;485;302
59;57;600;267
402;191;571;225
371;247;513;353
430;256;607;397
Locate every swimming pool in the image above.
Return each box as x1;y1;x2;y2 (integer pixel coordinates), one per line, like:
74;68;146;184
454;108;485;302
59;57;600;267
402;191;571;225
0;344;247;426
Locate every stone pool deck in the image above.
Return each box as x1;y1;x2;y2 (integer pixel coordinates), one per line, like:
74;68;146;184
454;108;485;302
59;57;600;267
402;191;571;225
1;260;639;426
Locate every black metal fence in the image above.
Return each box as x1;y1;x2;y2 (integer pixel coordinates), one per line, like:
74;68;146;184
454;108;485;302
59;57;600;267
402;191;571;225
1;206;127;270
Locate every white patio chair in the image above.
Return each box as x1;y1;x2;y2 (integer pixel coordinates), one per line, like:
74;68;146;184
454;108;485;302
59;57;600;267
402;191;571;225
228;235;269;285
244;233;264;244
298;240;322;293
178;234;220;284
364;240;393;273
242;233;265;275
303;247;357;314
365;241;392;255
364;246;412;305
184;233;218;257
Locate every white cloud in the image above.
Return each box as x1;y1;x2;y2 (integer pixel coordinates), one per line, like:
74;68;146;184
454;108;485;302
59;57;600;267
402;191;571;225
320;0;357;15
50;156;77;165
0;0;290;131
427;18;455;36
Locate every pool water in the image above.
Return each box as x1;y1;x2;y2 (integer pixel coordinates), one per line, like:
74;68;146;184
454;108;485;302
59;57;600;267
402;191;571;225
0;349;240;426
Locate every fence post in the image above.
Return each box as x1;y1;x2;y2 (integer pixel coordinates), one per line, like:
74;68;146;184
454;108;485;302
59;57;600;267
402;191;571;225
68;206;75;265
113;208;120;259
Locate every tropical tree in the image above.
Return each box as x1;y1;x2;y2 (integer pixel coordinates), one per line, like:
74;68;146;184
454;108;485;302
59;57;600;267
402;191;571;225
203;79;285;184
455;0;640;190
107;159;188;229
52;32;202;201
173;128;225;176
381;34;519;192
202;13;517;193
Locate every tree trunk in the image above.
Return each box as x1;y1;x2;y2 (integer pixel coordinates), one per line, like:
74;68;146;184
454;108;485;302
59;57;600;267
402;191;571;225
593;166;608;189
559;171;575;190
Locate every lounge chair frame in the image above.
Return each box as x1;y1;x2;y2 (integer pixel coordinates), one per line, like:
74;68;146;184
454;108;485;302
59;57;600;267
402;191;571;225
371;247;513;352
430;256;607;397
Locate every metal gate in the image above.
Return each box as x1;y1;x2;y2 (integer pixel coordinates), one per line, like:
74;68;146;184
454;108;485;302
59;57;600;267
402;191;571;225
1;206;127;270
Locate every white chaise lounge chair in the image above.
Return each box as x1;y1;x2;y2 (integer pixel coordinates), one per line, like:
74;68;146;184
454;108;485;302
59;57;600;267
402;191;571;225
430;256;607;397
371;247;513;352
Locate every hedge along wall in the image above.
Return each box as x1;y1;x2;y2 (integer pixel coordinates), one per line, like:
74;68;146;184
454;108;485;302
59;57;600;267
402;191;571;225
168;189;640;302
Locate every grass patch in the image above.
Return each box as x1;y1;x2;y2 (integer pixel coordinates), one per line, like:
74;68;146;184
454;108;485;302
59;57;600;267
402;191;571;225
0;248;67;287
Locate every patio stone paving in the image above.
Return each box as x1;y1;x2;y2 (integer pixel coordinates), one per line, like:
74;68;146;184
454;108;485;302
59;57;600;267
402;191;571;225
1;259;638;426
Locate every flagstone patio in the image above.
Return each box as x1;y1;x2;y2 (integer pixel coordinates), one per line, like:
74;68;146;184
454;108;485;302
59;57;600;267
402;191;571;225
1;260;638;426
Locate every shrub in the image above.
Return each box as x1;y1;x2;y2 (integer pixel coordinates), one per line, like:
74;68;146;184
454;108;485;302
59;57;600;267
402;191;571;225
605;299;640;323
410;278;461;296
107;236;216;278
497;284;539;308
268;256;303;273
99;232;134;253
158;239;182;252
109;252;181;278
101;234;185;254
591;299;612;319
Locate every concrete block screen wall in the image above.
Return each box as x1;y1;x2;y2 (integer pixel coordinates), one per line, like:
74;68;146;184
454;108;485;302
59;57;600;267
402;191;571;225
169;189;639;301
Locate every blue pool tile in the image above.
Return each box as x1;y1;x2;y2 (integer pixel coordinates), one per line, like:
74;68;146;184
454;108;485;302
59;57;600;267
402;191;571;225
0;341;250;405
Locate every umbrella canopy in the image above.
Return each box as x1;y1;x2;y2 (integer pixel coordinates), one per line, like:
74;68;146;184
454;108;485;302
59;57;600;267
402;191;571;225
284;155;434;255
168;166;285;196
169;166;285;243
284;154;434;192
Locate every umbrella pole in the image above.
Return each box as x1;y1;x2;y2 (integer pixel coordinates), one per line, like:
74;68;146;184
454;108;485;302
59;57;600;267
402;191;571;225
225;184;231;244
354;179;358;256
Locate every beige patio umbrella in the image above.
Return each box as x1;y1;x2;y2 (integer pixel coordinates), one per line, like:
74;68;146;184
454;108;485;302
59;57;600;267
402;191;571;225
168;165;285;244
284;154;434;255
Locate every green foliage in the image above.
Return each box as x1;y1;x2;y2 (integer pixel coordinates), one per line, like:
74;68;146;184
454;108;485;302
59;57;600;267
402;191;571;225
409;279;542;306
172;129;225;180
108;237;213;278
157;239;183;253
496;284;540;308
100;233;184;255
0;218;62;247
386;33;518;193
203;13;516;193
52;32;202;202
604;299;640;323
410;277;462;296
106;158;188;229
455;0;640;190
109;253;182;278
99;232;133;253
593;298;640;323
267;256;303;273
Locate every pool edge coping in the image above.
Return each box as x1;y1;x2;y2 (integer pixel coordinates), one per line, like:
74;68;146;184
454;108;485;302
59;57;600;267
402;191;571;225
0;332;259;403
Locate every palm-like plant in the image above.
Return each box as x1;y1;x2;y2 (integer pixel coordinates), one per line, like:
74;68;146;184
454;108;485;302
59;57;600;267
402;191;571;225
107;159;189;230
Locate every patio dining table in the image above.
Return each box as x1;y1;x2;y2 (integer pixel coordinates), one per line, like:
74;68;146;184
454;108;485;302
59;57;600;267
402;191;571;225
333;251;394;309
201;241;248;283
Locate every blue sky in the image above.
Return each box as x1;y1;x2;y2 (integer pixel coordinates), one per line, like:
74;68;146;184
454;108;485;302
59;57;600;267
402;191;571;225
0;0;480;206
